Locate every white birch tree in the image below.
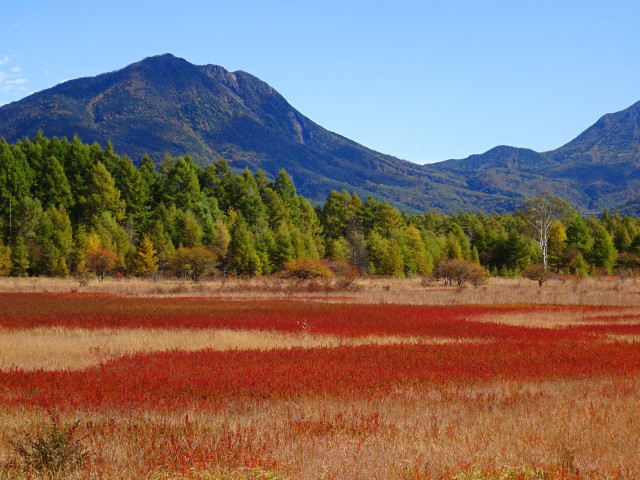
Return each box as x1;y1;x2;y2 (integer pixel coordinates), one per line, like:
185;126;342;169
521;192;572;271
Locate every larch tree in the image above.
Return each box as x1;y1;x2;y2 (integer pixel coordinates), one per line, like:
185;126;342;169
134;235;159;277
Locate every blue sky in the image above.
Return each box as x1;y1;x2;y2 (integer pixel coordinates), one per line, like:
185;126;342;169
1;0;639;163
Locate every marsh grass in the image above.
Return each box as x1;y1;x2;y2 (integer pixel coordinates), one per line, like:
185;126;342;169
0;276;638;306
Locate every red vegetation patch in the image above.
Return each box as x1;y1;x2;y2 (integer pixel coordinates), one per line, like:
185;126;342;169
0;293;610;339
2;337;639;411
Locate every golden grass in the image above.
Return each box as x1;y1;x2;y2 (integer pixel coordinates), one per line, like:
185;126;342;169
477;306;640;328
0;328;480;371
1;377;639;479
1;275;639;306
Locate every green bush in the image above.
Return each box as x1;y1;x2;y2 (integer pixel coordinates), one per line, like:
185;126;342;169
9;413;89;476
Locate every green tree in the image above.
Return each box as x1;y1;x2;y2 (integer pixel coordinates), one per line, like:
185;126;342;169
37;155;73;209
161;156;201;209
373;202;403;238
33;206;73;276
110;154;151;226
614;226;632;252
226;220;262;276
178;210;204;248
321;190;351;239
79;162;126;224
404;224;431;275
148;220;176;271
12;196;43;243
590;226;617;273
10;236;30;276
92;212;130;261
367;231;404;277
565;213;593;256
0;139;34;235
273;170;302;228
272;224;295;271
0;241;11;276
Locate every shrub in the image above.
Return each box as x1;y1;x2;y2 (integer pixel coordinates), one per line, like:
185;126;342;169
433;259;487;287
282;258;334;281
10;413;89;476
325;259;360;289
84;246;119;281
522;263;548;287
171;246;218;282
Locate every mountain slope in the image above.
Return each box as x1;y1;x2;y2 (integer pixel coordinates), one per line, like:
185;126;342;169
0;54;522;213
428;102;640;214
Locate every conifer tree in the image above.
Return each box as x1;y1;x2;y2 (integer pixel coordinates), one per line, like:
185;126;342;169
566;213;593;255
321;190;351;239
179;210;204;248
0;139;33;231
162;156;201;209
80;162;126;224
134;235;158;277
38;155;73;209
548;220;567;273
590;226;617;273
10;236;30;276
272;224;295;270
0;241;11;276
148;220;175;271
227;220;262;276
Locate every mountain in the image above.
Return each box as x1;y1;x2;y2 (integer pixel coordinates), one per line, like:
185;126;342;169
429;101;640;214
0;54;639;214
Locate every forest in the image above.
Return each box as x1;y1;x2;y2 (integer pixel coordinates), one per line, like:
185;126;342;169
0;133;639;281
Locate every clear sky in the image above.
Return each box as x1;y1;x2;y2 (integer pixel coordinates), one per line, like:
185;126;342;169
1;0;639;163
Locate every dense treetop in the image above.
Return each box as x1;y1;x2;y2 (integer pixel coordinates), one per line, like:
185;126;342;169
0;134;638;280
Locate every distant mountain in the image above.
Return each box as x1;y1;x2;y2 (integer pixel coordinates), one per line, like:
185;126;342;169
429;101;640;214
0;54;639;214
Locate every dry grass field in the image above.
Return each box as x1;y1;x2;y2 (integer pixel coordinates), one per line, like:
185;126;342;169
1;276;640;479
1;274;639;306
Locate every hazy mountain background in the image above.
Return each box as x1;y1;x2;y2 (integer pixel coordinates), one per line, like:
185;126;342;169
0;54;638;214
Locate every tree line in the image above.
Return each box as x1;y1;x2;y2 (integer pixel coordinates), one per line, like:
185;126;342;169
0;133;638;280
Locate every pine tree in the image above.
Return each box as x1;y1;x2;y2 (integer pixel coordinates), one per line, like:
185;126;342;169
148;220;175;271
273;170;301;228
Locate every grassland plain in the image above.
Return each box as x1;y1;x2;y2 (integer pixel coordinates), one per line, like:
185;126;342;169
1;277;640;479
